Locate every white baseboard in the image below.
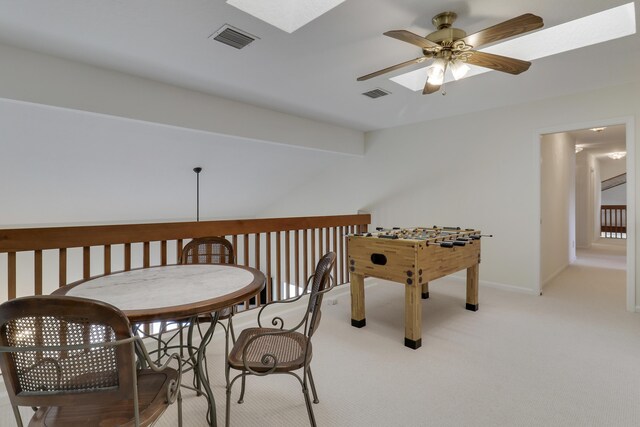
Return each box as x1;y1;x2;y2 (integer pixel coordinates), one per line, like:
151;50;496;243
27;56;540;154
362;275;540;296
444;275;540;296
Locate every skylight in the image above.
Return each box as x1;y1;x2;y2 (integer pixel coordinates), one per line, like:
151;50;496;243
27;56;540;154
391;2;637;91
226;0;346;33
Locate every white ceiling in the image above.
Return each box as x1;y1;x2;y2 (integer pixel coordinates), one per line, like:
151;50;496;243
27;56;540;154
569;125;627;158
0;0;638;132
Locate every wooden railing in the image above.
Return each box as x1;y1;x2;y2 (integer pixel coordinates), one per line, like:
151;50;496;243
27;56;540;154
0;214;371;306
600;205;626;238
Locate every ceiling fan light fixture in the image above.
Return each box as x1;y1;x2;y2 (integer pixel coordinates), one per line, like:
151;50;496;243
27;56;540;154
449;59;470;80
427;58;447;85
389;3;635;92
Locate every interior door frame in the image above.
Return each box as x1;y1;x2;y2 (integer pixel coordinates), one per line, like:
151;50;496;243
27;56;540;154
535;116;635;311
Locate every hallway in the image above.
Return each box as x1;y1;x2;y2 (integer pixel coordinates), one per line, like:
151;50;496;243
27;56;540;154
544;239;627;313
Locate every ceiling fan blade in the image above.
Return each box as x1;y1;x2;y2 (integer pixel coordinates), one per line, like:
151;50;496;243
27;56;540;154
461;13;543;49
357;56;429;81
384;30;440;50
465;51;531;74
422;80;440;95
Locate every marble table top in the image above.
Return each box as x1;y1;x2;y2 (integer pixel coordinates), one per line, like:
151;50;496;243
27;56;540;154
59;264;264;322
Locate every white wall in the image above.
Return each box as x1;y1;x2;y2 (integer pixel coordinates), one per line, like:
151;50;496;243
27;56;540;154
261;82;639;301
540;133;575;285
602;184;627;205
0;42;364;155
575;151;600;248
592;155;602;240
575;151;589;248
0;98;352;227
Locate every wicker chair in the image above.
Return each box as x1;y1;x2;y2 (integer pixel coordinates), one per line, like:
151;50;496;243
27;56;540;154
180;236;235;266
0;295;182;427
225;252;337;427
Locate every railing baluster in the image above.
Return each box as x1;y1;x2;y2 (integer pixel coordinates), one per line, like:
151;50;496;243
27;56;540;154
340;226;345;284
311;228;316;277
244;234;250;309
319;228;324;260
333;227;340;283
8;252;16;299
232;235;238;260
104;245;111;275
285;230;290;299
35;250;43;296
141;242;151;331
83;246;90;279
266;232;272;303
325;227;330;258
143;242;150;268
243;235;249;266
295;230;300;297
303;229;308;286
276;231;282;301
161;240;167;266
177;239;183;263
617;208;621;236
59;248;67;287
254;233;261;306
124;243;131;271
346;226;351;283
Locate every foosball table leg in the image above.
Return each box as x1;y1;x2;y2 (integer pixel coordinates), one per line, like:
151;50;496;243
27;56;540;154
404;282;422;349
350;273;366;328
466;263;479;311
421;282;429;299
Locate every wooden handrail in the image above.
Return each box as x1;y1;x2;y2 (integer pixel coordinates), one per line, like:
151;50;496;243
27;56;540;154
0;215;369;253
1;214;371;303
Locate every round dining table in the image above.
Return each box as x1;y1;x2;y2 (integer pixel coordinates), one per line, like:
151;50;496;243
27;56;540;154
53;263;266;427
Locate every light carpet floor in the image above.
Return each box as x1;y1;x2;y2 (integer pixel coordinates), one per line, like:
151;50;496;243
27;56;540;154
2;240;638;426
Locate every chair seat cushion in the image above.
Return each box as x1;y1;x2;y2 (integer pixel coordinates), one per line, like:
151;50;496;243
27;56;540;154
228;328;311;373
28;368;179;427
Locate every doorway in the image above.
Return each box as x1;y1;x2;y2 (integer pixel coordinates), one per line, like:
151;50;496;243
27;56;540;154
538;119;635;311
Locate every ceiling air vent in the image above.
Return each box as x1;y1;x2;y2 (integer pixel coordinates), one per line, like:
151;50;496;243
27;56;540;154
362;88;391;99
210;24;258;49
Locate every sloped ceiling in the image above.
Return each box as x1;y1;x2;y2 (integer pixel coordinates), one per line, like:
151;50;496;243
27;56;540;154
0;0;638;132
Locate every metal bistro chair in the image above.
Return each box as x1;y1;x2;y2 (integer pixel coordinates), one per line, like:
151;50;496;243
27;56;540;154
0;295;182;427
225;252;337;427
178;236;237;393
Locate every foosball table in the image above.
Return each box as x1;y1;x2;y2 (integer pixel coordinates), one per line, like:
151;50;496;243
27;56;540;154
347;226;485;349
